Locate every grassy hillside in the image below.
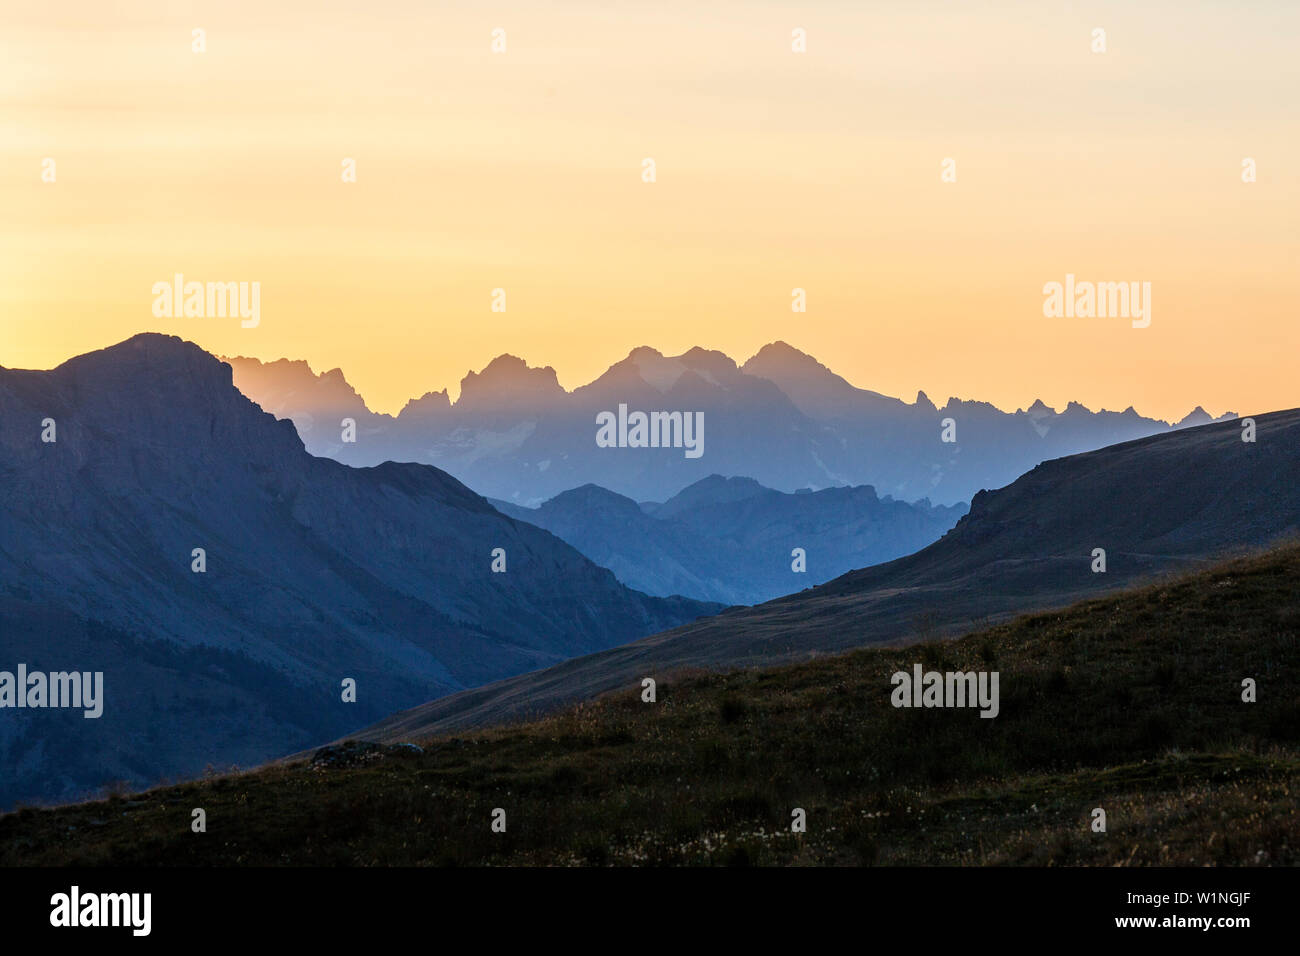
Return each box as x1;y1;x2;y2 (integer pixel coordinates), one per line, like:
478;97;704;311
4;542;1298;866
349;409;1300;743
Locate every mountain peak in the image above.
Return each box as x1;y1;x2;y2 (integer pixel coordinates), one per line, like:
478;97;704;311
1175;406;1213;428
34;332;306;462
61;332;230;390
480;353;548;378
678;346;739;375
743;341;903;418
223;351;373;420
545;482;642;516
618;346;738;393
66;331;200;363
398;389;452;419
747;340;816;365
457;354;565;409
656;474;772;518
743;341;833;379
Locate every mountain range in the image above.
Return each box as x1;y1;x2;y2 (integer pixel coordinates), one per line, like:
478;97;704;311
0;334;716;808
354;407;1300;742
490;476;966;605
226;343;1233;507
0;333;1279;810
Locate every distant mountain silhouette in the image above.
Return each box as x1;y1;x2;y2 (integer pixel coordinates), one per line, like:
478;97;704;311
0;334;717;808
226;341;1233;507
353;408;1300;741
647;474;772;518
491;475;965;605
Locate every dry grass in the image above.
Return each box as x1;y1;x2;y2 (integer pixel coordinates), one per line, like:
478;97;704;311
3;544;1298;866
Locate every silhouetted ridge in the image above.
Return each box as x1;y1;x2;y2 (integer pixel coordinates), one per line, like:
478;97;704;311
0;335;718;808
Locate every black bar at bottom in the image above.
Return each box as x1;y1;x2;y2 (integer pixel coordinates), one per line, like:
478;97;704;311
0;866;1286;942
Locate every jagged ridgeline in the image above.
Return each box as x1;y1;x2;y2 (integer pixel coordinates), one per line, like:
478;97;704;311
225;341;1232;508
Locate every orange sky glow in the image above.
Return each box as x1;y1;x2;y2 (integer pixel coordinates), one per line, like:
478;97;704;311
3;1;1297;420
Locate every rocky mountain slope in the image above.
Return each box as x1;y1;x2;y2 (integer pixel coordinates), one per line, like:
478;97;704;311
0;334;717;808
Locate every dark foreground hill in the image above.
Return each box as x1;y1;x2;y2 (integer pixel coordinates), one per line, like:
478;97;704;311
490;476;965;605
0;334;717;809
3;542;1296;866
355;407;1300;741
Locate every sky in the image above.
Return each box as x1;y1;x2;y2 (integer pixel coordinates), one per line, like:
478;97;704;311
2;0;1297;420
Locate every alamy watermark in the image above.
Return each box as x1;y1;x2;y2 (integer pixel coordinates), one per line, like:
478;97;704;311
891;664;999;718
50;886;150;936
152;273;260;328
1043;274;1151;328
0;665;103;718
596;404;703;459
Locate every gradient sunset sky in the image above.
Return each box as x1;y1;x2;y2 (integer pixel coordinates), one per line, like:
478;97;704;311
3;1;1297;420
